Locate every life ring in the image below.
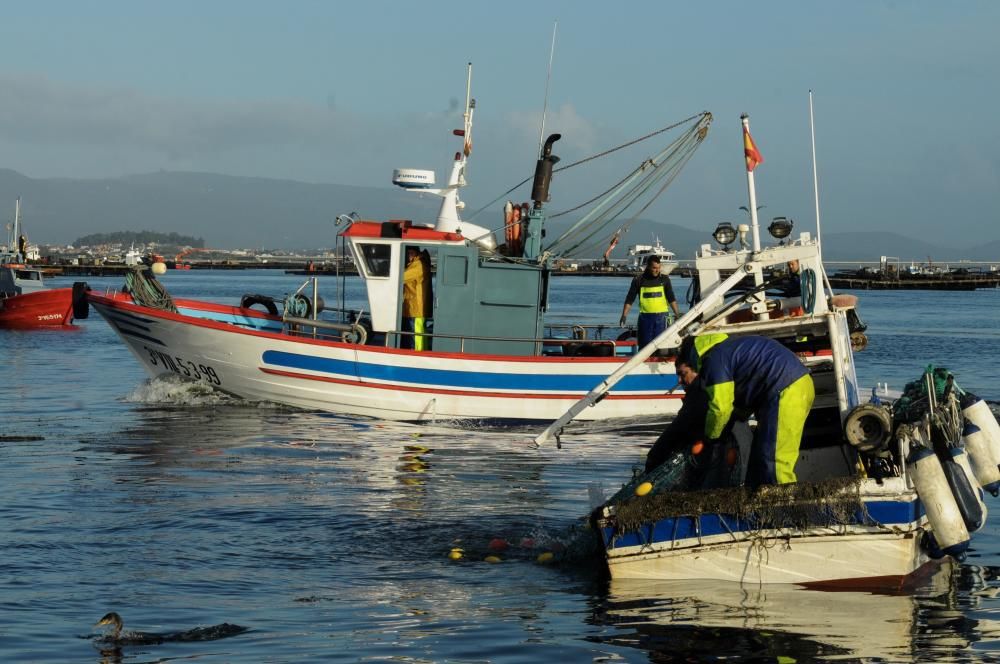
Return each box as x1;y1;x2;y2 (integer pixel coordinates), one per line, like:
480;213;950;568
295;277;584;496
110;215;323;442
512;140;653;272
503;201;514;247
510;206;522;255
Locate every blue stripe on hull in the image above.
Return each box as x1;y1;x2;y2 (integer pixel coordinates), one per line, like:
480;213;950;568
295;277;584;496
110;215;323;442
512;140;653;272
603;499;924;550
262;350;678;392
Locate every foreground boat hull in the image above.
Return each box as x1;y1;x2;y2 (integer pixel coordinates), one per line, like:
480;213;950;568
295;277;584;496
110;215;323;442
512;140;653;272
599;480;936;586
0;287;75;327
90;292;684;422
603;526;929;586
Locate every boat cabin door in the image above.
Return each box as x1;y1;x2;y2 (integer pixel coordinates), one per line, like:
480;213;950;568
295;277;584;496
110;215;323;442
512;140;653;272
397;245;436;350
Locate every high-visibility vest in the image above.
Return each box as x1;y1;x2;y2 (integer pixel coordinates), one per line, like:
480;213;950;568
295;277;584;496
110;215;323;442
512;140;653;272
639;283;668;314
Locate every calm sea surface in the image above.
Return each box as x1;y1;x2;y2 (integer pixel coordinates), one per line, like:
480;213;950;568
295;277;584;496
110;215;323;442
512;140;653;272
3;271;1000;662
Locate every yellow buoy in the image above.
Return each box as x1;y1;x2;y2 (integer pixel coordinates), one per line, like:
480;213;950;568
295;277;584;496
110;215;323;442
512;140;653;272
536;551;554;564
448;548;464;561
635;481;653;497
484;555;502;564
151;262;167;275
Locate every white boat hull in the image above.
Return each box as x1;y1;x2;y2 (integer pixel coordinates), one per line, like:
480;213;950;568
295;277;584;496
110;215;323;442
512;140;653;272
90;292;684;422
605;527;929;585
599;479;936;586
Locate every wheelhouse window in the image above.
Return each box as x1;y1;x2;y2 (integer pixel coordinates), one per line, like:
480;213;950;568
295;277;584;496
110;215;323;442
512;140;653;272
359;243;391;277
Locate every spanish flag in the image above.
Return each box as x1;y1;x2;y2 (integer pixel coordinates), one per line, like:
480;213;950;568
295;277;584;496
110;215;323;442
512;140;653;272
744;126;763;172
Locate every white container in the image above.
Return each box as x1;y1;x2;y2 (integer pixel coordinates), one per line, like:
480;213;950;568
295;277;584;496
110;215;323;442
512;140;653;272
947;447;987;532
907;446;970;558
962;398;1000;495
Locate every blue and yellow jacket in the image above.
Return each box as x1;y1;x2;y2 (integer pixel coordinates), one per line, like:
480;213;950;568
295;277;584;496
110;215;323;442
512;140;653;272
691;335;809;439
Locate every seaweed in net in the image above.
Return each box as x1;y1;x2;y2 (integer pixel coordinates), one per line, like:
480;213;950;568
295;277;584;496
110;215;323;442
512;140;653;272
604;476;864;538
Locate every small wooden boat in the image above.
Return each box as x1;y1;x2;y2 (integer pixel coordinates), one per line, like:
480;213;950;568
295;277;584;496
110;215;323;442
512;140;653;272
536;112;1000;588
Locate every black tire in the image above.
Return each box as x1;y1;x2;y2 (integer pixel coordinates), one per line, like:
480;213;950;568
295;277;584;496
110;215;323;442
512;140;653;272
240;294;279;317
71;282;90;320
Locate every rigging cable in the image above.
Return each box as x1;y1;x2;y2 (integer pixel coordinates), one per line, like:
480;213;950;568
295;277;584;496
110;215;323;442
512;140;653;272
464;111;709;224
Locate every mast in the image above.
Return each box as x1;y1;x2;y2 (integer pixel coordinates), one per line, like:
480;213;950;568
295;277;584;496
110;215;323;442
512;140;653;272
14;197;22;259
809;90;823;263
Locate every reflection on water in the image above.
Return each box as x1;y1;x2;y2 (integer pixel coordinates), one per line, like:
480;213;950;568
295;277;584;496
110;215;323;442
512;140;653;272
588;563;1000;662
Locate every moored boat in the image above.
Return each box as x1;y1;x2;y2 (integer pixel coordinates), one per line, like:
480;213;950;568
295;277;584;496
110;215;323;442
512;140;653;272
0;198;86;328
86;66;714;423
627;239;677;274
535;109;1000;587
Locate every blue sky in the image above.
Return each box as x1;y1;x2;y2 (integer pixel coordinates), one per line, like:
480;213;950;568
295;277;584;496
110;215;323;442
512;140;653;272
1;1;998;245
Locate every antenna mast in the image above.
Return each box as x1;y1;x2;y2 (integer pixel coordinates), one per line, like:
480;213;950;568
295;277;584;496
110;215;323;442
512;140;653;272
537;21;558;158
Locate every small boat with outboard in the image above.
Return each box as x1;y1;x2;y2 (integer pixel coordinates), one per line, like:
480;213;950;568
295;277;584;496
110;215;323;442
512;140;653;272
534;108;1000;587
0;198;88;328
84;65;713;423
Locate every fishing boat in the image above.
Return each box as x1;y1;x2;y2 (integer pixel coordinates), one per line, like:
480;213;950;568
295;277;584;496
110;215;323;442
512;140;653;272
627;238;678;274
85;66;714;423
0;198;86;328
534;108;1000;587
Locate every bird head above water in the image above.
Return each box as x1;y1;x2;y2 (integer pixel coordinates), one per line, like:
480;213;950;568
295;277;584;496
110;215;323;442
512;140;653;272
95;612;123;640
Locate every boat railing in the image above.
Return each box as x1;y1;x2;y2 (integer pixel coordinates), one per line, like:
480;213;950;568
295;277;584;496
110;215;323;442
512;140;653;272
352;328;627;356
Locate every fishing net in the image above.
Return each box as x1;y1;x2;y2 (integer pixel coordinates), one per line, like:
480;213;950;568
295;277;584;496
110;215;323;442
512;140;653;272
124;267;178;312
894;365;966;425
603;476;864;538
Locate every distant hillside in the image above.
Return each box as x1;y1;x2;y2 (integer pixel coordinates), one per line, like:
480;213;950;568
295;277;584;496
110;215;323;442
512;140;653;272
1;168;997;262
74;230;204;248
0;169;439;249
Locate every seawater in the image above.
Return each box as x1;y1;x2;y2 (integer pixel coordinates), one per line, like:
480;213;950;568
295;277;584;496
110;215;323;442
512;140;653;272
2;271;1000;663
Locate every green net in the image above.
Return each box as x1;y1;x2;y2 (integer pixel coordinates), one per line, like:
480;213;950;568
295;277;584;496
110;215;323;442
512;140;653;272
124;268;178;313
894;365;964;423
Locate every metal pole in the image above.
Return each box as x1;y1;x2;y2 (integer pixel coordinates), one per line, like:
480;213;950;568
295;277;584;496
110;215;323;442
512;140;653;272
741;115;762;253
809;91;822;259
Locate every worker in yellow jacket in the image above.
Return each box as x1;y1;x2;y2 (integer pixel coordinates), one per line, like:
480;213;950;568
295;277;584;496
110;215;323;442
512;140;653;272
402;246;431;350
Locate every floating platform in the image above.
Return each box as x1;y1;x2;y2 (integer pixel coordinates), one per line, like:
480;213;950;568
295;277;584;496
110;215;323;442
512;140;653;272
828;273;1000;291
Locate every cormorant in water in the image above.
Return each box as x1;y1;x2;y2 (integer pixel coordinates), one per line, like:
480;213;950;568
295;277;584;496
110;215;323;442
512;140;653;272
94;611;248;646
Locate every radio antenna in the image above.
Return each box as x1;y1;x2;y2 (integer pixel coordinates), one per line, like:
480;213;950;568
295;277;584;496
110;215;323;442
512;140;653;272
537;21;558;158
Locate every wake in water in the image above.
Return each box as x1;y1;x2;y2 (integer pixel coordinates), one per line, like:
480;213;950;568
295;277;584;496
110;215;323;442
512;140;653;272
87;611;248;651
125;374;279;408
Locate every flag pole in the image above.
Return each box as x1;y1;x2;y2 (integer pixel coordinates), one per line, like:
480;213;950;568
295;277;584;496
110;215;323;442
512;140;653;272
741;113;762;253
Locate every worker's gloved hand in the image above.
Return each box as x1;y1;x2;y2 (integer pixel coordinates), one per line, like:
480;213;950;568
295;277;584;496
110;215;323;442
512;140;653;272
619;315;627;327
